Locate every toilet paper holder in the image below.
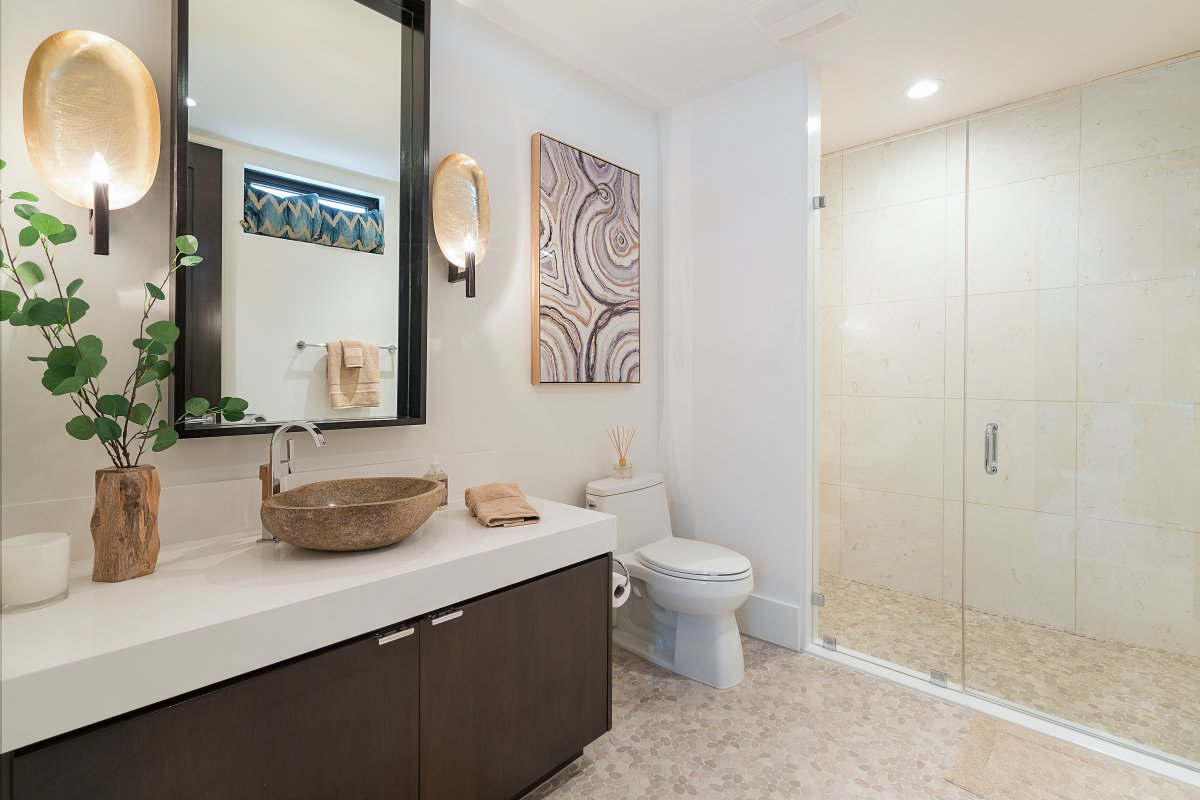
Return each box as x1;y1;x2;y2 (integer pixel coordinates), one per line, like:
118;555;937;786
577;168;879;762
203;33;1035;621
612;558;630;600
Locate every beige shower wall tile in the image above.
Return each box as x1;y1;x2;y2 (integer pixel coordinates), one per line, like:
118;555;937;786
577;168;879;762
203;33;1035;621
819;395;840;485
965;289;1077;402
841;299;945;398
819;216;843;308
1077;518;1200;656
839;486;944;598
944;400;964;501
946;121;967;195
946;193;966;297
964;503;1076;631
842;198;947;305
964;400;1076;516
967;173;1079;294
945;296;965;400
819;307;841;395
1079;148;1200;286
1081;55;1200;168
968;91;1081;190
820;155;843;217
1078;278;1200;404
943;500;963;603
818;482;842;575
842;126;947;214
1078;402;1200;531
841;396;944;499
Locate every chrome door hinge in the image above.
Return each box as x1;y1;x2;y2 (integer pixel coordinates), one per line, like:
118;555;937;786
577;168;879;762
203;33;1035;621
813;195;828;209
821;634;837;651
930;670;948;688
810;592;825;607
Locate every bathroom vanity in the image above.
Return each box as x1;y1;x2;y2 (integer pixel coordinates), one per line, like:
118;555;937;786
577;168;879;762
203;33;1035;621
0;499;615;800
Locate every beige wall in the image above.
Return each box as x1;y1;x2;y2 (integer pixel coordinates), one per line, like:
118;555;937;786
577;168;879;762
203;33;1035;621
819;55;1199;656
1;0;661;534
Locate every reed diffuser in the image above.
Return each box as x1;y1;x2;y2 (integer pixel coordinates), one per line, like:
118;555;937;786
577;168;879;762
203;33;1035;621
607;425;636;479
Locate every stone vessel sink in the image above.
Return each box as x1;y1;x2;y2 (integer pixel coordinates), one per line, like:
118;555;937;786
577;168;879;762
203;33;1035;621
260;477;442;551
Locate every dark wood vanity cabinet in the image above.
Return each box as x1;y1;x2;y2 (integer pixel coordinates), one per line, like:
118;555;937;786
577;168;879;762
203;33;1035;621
420;554;611;800
3;556;611;800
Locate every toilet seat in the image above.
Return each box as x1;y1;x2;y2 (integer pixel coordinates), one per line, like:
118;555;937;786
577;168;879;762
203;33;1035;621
635;538;752;582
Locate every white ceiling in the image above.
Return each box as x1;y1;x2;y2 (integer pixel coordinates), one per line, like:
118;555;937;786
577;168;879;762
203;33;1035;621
461;0;1200;152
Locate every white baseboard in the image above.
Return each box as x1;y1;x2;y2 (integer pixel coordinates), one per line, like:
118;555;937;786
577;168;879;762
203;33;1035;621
736;593;803;650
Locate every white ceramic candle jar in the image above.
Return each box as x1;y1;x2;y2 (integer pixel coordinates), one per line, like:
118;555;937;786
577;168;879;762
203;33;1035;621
1;532;72;613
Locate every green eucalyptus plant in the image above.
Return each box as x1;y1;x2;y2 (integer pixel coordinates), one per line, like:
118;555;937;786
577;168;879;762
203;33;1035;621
0;157;248;469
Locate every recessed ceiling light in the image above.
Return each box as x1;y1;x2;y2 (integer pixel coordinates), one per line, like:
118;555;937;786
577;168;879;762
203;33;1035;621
906;79;943;99
185;97;198;107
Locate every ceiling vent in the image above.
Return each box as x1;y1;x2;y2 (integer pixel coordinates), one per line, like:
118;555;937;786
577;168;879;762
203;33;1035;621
742;0;861;47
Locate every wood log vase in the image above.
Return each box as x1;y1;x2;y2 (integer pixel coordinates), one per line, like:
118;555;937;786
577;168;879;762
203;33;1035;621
90;465;161;582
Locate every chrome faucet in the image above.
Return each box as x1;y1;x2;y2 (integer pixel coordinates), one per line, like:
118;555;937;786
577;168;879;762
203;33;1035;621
259;421;327;542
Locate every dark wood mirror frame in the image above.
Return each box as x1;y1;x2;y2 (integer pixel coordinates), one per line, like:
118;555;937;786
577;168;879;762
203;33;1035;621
169;0;430;438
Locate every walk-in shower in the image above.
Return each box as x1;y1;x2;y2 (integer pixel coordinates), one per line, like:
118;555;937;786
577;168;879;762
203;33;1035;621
814;54;1199;770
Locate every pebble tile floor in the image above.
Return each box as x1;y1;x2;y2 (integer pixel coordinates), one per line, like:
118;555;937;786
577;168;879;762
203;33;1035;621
818;571;1200;763
531;636;1199;799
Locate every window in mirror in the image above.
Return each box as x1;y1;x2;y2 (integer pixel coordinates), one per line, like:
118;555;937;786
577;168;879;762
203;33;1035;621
241;167;386;254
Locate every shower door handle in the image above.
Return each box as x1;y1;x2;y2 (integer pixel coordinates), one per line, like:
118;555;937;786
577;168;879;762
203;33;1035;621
984;423;999;475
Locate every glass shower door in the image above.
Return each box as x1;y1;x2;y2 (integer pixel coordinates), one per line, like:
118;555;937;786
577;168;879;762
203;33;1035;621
961;56;1200;765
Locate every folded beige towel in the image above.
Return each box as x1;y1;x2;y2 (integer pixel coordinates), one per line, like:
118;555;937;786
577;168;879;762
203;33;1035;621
326;340;380;409
464;482;541;528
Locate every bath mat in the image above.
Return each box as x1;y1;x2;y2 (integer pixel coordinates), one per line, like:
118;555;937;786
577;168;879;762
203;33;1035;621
947;715;1199;800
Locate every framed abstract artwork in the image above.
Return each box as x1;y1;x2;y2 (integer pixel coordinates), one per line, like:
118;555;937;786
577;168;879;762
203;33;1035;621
531;133;640;384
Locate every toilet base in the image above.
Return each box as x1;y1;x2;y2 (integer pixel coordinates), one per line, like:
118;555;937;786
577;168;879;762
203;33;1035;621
614;591;746;689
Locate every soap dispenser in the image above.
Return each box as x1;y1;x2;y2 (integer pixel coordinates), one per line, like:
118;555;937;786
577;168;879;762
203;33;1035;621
423;457;448;508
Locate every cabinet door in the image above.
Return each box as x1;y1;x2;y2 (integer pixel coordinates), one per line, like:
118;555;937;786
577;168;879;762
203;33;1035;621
11;625;420;800
420;555;611;800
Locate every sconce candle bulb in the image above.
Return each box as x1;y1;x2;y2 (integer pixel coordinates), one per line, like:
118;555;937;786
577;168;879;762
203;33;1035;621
90;152;110;256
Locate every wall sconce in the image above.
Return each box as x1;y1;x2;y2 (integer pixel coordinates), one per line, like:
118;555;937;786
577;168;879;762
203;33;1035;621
23;30;160;256
432;153;490;298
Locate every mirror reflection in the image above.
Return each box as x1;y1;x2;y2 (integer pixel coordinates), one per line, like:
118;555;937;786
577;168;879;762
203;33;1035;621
184;0;410;426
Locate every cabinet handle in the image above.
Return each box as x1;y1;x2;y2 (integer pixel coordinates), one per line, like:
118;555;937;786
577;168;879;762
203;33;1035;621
430;609;463;625
376;627;414;645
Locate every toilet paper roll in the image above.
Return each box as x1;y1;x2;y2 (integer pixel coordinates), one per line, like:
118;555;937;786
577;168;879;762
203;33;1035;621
611;572;630;608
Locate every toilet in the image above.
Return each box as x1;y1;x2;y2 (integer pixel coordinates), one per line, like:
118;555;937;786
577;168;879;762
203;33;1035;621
586;473;753;689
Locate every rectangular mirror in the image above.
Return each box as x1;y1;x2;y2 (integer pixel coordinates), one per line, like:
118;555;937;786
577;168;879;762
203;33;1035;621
170;0;428;436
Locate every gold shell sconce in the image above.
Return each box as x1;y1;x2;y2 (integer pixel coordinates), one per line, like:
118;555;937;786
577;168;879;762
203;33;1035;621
432;153;490;298
23;30;160;254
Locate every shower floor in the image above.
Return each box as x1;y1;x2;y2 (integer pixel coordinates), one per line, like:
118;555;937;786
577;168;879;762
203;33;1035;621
818;571;1200;765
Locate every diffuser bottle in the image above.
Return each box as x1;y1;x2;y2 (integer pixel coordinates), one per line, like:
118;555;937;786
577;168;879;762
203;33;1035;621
423;458;448;508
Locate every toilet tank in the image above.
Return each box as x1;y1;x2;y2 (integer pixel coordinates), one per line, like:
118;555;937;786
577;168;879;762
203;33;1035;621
585;473;672;553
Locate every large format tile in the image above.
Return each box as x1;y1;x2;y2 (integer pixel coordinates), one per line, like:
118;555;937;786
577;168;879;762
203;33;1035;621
1081;56;1200;168
943;500;964;602
839;486;944;598
1077;518;1200;657
966;288;1077;402
946;193;966;297
946;121;967;195
1077;401;1200;531
944;399;964;501
963;503;1076;631
964;400;1076;516
818;482;842;575
967;173;1079;294
1078;148;1200;286
819;307;841;396
820;154;843;217
841;298;945;397
818;216;842;308
818;395;840;485
1077;278;1199;404
842;198;947;304
842;126;947;214
968;92;1081;190
840;396;944;498
945;296;965;399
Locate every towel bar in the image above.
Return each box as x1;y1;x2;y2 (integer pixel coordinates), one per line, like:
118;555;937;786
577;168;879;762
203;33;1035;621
296;340;398;354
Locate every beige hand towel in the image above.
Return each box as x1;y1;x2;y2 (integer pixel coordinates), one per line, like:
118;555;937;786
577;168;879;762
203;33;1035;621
342;340;364;369
464;482;541;528
326;341;381;408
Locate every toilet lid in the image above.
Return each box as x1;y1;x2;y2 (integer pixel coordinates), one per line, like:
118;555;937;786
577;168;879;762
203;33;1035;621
636;538;751;578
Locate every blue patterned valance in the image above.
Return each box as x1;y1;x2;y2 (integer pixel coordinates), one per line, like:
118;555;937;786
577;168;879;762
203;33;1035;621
241;183;385;254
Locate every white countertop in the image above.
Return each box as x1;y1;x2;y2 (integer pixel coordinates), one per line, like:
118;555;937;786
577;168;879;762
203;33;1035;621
1;498;615;752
